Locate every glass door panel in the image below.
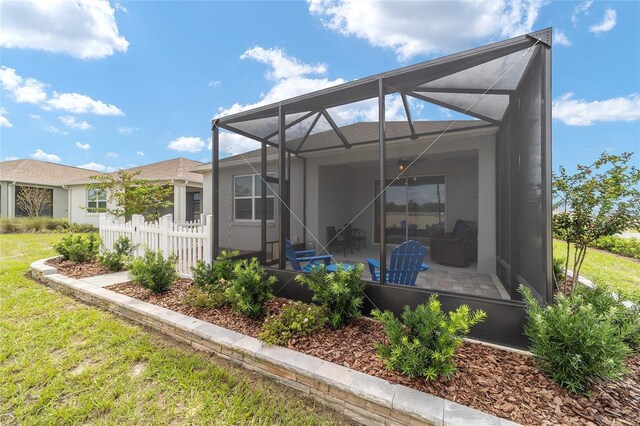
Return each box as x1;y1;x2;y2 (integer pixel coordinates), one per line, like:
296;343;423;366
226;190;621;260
374;175;445;245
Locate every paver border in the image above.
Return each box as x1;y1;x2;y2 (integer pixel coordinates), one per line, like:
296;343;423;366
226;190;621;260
30;258;519;426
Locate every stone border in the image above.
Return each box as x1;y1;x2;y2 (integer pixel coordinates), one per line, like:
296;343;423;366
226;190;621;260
31;258;519;426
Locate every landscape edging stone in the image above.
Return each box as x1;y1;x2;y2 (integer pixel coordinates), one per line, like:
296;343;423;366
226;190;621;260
30;258;520;426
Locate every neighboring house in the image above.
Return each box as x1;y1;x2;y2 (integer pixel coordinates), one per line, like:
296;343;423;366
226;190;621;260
66;158;205;227
0;159;98;219
202;29;553;347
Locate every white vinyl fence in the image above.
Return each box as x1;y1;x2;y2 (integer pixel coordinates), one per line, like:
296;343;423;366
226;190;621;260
99;213;212;275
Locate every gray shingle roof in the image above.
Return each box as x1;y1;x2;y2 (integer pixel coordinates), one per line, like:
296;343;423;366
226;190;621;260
66;158;205;185
0;159;101;186
192;120;493;172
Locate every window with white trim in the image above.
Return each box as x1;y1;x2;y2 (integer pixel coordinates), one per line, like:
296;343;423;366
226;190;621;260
87;188;107;213
234;174;274;221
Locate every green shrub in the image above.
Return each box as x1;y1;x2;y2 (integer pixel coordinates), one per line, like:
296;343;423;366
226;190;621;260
295;263;365;329
519;285;631;395
0;217;71;233
65;222;96;233
129;250;178;293
53;233;101;262
99;236;138;271
552;257;565;289
372;296;486;380
184;286;228;309
226;258;276;318
259;301;328;345
574;284;640;349
592;236;640;259
191;250;240;289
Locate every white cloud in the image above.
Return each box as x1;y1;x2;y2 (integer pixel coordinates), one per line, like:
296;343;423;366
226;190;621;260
218;46;345;117
0;67;47;104
208;81;221;87
214;132;262;157
13;78;47;104
571;0;593;26
0;66;124;115
4;156;19;161
136;151;145;156
30;149;61;163
76;142;91;150
0;107;12;128
589;9;616;34
308;0;545;61
167;136;206;153
45;125;69;135
554;30;571;47
29;113;41;119
0;66;21;90
0;0;129;59
105;152;119;158
117;126;138;134
60;115;92;130
77;162;118;172
47;92;123;115
553;93;640;126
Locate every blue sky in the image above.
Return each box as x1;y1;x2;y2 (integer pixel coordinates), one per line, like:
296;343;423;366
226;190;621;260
1;0;638;173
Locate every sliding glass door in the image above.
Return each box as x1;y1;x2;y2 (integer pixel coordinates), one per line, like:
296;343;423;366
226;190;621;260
373;175;445;245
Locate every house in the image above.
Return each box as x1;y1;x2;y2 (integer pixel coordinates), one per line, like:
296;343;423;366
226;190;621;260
201;29;553;347
0;159;98;219
66;158;205;227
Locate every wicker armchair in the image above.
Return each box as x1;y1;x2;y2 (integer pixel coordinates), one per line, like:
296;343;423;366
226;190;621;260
429;220;477;267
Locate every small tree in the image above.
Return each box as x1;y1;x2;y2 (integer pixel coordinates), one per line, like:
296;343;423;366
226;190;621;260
87;170;173;221
15;186;52;217
553;152;640;294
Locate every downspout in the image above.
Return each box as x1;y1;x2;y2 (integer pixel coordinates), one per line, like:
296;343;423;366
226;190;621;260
62;185;71;223
8;181;16;218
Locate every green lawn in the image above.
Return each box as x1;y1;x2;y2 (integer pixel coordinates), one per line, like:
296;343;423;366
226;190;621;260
0;233;349;425
553;239;640;303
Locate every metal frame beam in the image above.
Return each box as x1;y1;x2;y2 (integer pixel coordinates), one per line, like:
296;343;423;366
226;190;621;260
211;121;220;259
321;110;351;149
400;93;417;140
378;79;387;286
260;139;267;263
278;105;287;270
407;91;502;125
263;110;317;141
412;87;514;95
295;112;322;154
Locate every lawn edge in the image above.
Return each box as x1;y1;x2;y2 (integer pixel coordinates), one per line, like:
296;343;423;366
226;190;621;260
30;258;520;426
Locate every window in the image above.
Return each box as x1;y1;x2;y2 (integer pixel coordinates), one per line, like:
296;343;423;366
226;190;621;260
15;186;53;217
87;188;107;213
234;174;274;221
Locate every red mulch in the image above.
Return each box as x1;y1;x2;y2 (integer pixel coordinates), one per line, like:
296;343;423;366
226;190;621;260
46;257;112;279
107;279;640;425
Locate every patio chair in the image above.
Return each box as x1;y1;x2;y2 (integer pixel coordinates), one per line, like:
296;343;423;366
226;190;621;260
326;226;347;254
285;239;331;272
366;240;428;286
429;220;477;267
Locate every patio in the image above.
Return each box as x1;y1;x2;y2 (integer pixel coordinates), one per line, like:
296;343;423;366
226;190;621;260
293;244;510;300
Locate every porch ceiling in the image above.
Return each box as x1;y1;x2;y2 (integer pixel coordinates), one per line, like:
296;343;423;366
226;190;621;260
214;29;550;154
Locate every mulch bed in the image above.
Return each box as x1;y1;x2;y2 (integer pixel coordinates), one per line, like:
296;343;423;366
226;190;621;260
107;279;640;426
45;257;112;279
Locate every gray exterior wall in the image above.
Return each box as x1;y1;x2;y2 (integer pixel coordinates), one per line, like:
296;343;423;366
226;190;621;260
0;181;68;219
206;127;496;273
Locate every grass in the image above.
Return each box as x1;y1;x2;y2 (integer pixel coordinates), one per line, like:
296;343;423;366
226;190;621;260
0;233;349;425
553;239;640;304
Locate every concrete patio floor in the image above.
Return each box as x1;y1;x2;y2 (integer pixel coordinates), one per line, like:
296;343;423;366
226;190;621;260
302;245;510;300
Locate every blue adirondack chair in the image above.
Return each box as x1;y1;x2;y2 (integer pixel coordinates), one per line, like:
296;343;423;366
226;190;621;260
366;240;428;286
285;239;331;272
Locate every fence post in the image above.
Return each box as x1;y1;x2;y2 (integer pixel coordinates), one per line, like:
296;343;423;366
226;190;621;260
160;214;172;259
204;214;213;263
131;214;144;256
